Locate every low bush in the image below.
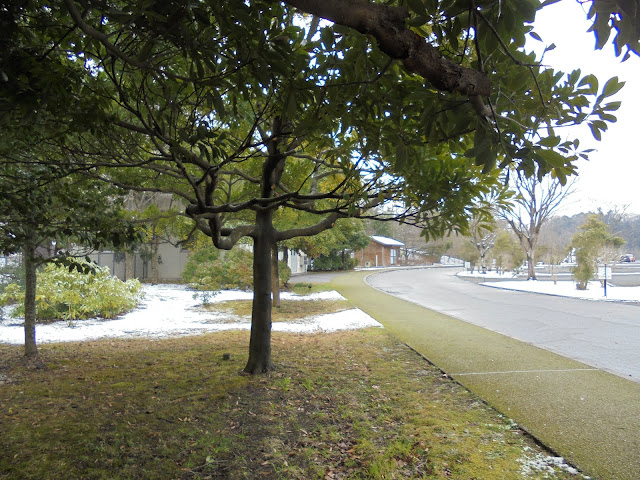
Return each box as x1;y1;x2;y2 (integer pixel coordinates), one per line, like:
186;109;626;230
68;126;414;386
0;261;142;322
0;261;24;293
310;251;357;271
183;245;290;290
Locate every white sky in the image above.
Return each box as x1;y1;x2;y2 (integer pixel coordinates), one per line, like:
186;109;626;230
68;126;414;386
531;1;640;216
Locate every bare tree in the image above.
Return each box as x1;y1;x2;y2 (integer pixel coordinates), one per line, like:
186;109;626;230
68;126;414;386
468;216;496;274
499;169;575;280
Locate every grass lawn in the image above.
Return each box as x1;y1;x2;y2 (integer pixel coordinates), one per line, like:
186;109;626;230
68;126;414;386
205;299;351;323
0;328;582;479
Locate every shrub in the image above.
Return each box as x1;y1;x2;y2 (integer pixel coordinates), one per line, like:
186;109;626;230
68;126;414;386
0;260;25;294
183;245;291;290
1;261;142;322
310;251;357;271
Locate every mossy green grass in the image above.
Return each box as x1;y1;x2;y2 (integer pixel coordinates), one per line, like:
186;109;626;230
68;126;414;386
332;270;640;480
1;327;578;479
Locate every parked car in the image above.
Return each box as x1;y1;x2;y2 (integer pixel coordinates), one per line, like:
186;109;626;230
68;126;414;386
620;253;636;263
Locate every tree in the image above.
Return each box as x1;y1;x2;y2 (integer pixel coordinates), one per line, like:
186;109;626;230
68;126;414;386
290;218;369;271
52;1;502;373
123;192;184;284
425;238;454;260
500;167;575;279
4;0;623;373
493;229;526;274
468;214;497;274
458;239;482;273
0;161;137;358
0;2;142;358
570;215;625;290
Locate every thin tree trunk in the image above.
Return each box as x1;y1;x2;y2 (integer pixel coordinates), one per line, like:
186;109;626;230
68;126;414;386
125;251;134;281
272;243;280;309
150;230;159;285
527;251;536;280
244;210;275;374
23;244;38;358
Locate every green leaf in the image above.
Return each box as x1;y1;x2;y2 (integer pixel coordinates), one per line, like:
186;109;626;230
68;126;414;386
601;77;625;98
578;74;599;95
567;69;581;86
537;149;565;168
602;101;622;111
212;92;225;118
406;0;427;16
396;144;408;170
425;0;438;13
598;113;617;122
528;31;542;42
539;136;560;148
407;15;429;27
588;122;602;141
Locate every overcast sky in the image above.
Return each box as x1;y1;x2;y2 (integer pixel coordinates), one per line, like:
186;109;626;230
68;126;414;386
531;1;640;216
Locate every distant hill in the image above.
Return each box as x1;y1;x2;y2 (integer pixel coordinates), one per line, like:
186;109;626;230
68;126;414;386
542;211;640;255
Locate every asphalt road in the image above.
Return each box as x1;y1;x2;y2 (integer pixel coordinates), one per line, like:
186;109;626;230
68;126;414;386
367;267;640;382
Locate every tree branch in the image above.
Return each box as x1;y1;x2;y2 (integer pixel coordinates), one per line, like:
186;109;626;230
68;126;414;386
283;0;491;100
276;212;341;241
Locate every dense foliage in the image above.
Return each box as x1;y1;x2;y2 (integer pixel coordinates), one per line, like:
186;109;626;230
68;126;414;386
0;262;142;322
310;251;358;271
492;230;526;273
570;215;625;290
291;218;369;271
183;245;290;291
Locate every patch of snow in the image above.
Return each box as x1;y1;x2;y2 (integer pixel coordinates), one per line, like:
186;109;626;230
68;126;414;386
273;309;382;333
193;289;345;303
518;448;589;478
0;284;379;345
458;271;518;279
482;280;640;303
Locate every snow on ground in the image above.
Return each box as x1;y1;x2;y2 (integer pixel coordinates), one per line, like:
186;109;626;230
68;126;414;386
0;284;382;345
457;271;518;279
484;279;640;302
458;271;640;302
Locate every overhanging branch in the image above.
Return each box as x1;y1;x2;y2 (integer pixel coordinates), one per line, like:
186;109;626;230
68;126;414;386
283;0;491;101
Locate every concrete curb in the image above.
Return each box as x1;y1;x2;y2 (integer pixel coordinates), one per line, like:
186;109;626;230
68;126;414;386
331;270;640;480
479;281;640;306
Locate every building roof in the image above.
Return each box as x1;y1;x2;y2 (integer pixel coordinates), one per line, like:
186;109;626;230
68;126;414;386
371;235;405;247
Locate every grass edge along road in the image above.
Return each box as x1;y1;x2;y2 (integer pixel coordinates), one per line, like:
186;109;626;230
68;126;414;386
2;309;581;478
331;269;640;480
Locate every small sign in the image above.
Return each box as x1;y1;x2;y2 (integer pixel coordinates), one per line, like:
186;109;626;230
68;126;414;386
597;264;612;280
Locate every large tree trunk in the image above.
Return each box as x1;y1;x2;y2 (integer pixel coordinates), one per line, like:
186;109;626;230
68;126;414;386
23;244;38;358
244;210;276;374
272;243;280;309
